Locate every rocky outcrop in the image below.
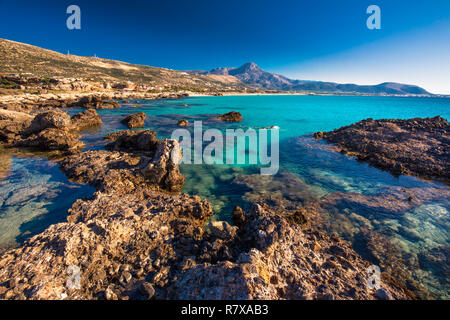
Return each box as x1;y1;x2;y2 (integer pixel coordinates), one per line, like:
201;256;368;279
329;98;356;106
0;109;33;144
170;204;410;300
0;109;103;152
314;116;450;183
0;193;410;300
105;130;158;153
16;128;83;151
121;112;147;128
61;131;184;193
70;109;103;129
67;95;120;110
25;109;72;135
217;111;243;122
0;189;213;300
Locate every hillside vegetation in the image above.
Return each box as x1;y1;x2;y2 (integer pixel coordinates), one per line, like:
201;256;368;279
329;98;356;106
0;38;245;92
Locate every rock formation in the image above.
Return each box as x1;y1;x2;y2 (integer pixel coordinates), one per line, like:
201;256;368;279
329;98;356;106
314;116;450;183
0;108;103;152
121;112;147;128
177;119;188;127
217;111;243;122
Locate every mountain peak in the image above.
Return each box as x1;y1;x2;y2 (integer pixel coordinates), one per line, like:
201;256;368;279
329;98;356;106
239;62;261;71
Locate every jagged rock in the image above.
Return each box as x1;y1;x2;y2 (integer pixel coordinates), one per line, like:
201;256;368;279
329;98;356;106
0;109;33;143
314;116;450;182
208;221;238;241
177;119;188;127
0;189;213;300
16;128;84;151
25;109;72;134
60;139;184;193
217;111;242;122
104;130;185;192
170;204;410;300
71;109;102;129
105;130;158;153
121;112;147;128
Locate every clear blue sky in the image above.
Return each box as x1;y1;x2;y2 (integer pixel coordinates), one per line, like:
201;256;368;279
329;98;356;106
0;0;449;93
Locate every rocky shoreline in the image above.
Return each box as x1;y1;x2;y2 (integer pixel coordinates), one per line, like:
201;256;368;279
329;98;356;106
314;116;449;183
0;105;413;300
0;91;189;113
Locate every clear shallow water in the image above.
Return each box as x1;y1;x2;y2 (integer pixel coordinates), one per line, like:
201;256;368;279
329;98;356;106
1;95;449;298
90;95;449;298
0;149;95;253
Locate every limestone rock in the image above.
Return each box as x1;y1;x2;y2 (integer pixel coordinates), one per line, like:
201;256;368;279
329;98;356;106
121;112;147;128
71;109;102;129
208;221;238;241
217;111;242;122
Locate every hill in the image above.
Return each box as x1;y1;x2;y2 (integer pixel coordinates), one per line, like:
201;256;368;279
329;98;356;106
187;62;432;95
0;38;244;92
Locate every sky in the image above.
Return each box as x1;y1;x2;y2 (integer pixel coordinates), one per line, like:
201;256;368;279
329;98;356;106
0;0;449;93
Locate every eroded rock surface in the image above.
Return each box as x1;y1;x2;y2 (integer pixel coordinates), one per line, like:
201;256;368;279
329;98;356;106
170;204;410;300
217;111;243;122
121;112;147;129
0;109;105;152
314;116;450;182
71;109;103;129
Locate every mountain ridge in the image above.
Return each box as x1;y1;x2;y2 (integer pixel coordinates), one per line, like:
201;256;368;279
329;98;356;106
187;62;432;95
0;38;432;96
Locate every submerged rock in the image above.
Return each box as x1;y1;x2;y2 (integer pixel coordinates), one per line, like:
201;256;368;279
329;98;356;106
121;112;147;128
71;109;102;129
314;116;450;183
177;119;189;127
217;111;242;122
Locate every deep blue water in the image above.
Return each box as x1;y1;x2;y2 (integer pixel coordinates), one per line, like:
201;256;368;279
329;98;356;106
1;95;449;298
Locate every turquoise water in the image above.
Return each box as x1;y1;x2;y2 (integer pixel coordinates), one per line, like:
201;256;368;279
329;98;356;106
0;149;94;253
91;95;449;298
1;95;449;298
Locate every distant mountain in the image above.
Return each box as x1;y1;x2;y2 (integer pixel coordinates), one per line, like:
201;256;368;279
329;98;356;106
187;62;431;95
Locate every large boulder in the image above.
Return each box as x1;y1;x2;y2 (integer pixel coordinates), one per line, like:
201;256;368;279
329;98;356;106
25;109;72;134
71;109;102;129
217;111;242;122
17;128;83;151
121;112;147;128
105;130;158;153
0;109;33;143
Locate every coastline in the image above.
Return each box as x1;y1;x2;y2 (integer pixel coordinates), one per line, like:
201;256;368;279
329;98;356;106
0;96;420;300
0;93;448;299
